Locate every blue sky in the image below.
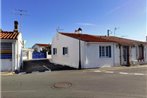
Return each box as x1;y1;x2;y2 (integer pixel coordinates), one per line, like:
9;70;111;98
1;0;146;48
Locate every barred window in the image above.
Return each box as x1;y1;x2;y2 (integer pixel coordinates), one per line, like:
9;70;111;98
53;48;57;55
63;47;68;55
99;46;111;58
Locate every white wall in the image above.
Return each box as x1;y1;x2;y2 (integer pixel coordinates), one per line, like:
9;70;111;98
144;45;147;63
84;42;116;68
114;44;120;66
52;33;120;68
32;45;46;52
32;45;40;52
52;33;147;69
15;33;23;71
52;33;80;68
1;59;12;72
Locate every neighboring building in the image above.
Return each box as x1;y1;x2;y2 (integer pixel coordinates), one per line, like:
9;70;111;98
52;31;147;69
22;48;34;60
32;43;51;52
0;21;23;72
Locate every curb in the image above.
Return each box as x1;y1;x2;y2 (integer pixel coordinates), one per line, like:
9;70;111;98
0;72;15;76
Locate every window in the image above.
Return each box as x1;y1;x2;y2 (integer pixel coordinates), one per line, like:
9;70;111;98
53;48;57;55
63;47;68;55
99;46;111;58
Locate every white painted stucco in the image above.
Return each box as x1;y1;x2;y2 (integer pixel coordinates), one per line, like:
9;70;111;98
83;42;115;68
52;33;147;69
52;33;80;68
52;33;119;68
1;33;23;72
32;45;47;52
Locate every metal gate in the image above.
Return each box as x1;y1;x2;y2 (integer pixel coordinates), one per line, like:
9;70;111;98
32;52;46;59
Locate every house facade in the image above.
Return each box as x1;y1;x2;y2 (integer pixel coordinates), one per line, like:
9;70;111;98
32;43;51;52
0;21;23;72
51;32;147;69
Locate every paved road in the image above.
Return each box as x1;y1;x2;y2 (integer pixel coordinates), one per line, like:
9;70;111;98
1;66;147;98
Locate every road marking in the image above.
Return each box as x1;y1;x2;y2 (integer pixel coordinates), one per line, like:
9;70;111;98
94;70;101;72
133;73;145;75
119;72;129;75
92;70;146;76
104;71;114;73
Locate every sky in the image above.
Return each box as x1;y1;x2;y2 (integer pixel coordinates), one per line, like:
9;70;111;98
1;0;146;48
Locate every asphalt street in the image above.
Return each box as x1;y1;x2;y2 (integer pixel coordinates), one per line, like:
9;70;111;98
1;66;147;98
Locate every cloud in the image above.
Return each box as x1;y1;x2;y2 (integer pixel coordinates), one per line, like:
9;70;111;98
76;22;97;26
106;0;131;15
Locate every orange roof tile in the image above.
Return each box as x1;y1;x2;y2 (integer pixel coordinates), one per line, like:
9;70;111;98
0;31;19;39
60;32;146;45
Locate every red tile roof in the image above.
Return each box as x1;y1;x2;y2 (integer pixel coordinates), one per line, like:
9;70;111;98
60;32;146;45
0;31;19;39
60;32;114;42
35;44;50;47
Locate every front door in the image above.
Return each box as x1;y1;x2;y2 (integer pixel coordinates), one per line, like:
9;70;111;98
123;46;130;66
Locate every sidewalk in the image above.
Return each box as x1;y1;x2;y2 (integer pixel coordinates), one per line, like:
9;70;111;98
86;64;147;71
0;72;15;76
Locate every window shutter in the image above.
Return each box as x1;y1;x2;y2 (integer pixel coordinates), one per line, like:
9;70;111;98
109;46;111;57
99;46;101;57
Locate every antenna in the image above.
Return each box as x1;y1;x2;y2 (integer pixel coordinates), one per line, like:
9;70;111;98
56;26;63;32
114;27;119;36
107;29;112;36
13;9;28;32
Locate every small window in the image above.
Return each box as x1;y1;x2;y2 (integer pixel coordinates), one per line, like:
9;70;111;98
99;46;111;58
63;47;68;55
53;48;57;55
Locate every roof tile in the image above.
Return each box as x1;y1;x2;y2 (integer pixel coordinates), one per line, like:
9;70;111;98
0;31;19;39
60;32;146;45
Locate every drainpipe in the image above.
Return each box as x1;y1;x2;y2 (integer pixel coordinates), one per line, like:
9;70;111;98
119;44;122;65
113;43;115;66
78;34;81;70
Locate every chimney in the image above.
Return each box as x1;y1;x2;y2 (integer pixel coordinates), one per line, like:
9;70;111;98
77;28;82;33
107;29;110;36
74;28;82;34
14;21;18;32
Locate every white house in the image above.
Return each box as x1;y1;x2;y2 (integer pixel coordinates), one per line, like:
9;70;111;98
32;43;50;52
0;21;23;72
52;31;147;69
